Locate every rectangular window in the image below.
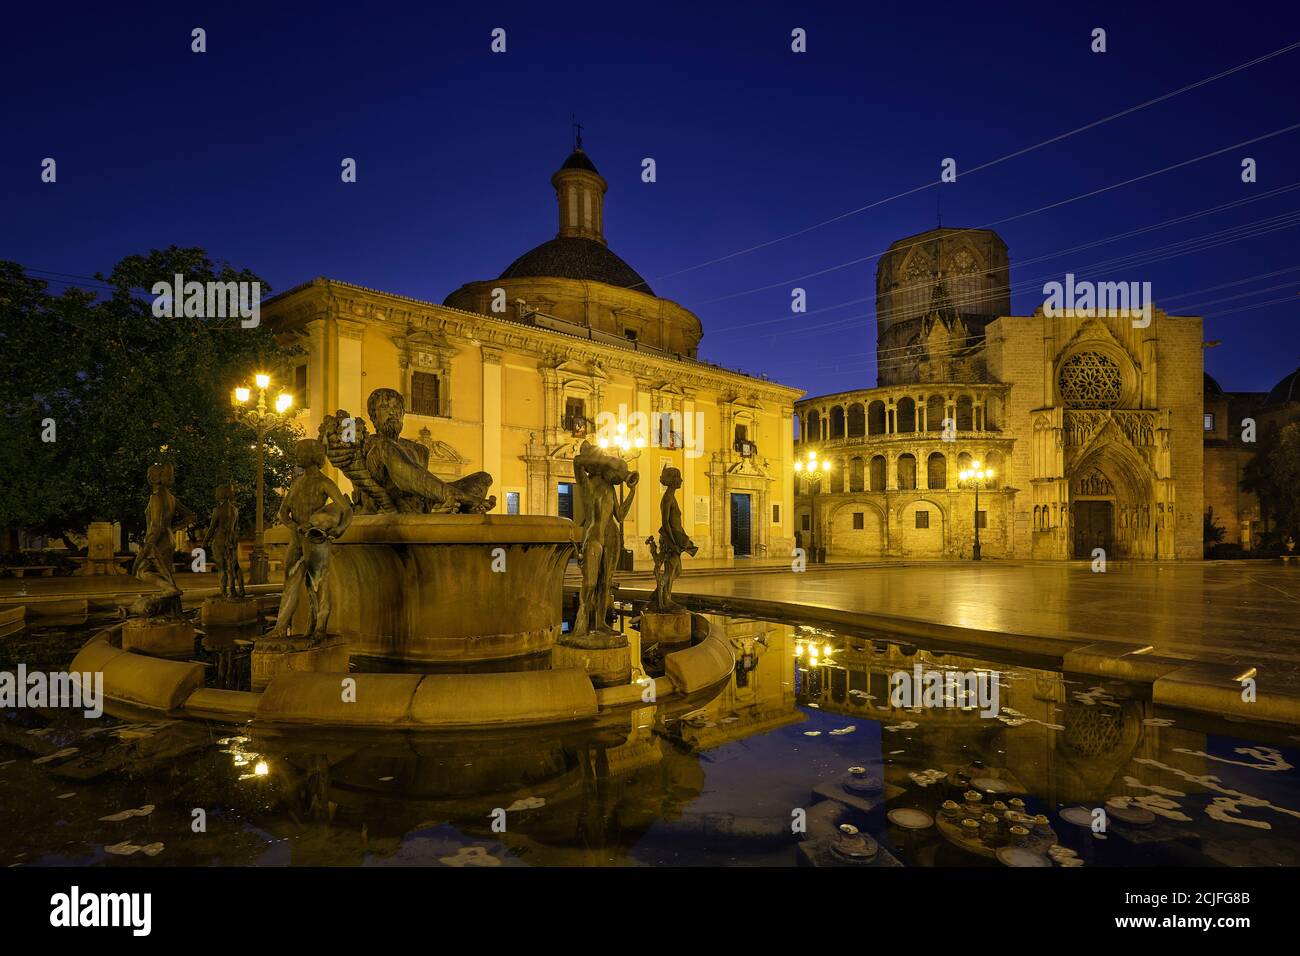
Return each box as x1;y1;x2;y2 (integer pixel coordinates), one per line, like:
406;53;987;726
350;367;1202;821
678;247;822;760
293;363;308;409
915;511;930;529
976;510;987;529
411;371;441;417
557;482;573;520
772;504;781;524
1204;412;1215;431
506;492;520;515
801;514;811;531
564;397;587;435
624;328;638;342
853;512;864;530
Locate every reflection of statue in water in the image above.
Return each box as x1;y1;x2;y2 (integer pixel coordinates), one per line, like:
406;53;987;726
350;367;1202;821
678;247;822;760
571;441;638;641
319;387;495;514
265;439;354;644
128;463;195;618
203;483;244;599
646;466;696;613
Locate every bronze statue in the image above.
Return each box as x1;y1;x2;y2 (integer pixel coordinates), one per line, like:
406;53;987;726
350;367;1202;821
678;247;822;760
318;387;495;514
203;483;244;599
647;465;696;612
265;439;354;644
128;463;194;618
571;440;638;641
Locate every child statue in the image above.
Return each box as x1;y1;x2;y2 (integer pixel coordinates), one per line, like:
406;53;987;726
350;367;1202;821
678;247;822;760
650;465;697;613
570;440;638;643
203;483;245;600
265;439;354;644
128;463;194;619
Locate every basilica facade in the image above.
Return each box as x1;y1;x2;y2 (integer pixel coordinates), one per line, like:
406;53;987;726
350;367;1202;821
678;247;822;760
263;144;801;562
794;227;1205;561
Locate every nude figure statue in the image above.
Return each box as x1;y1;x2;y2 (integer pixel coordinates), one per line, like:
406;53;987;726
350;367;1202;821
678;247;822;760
570;440;638;643
265;438;354;644
128;463;195;619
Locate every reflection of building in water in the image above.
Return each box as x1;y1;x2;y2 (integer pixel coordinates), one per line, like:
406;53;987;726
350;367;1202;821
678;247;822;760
670;617;804;750
797;638;1231;821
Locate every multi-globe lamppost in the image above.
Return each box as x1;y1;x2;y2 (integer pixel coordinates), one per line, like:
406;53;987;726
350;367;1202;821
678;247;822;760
793;450;832;563
958;461;994;561
231;373;294;584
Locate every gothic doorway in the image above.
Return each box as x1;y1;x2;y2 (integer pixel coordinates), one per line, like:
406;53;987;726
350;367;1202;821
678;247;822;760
1073;500;1113;558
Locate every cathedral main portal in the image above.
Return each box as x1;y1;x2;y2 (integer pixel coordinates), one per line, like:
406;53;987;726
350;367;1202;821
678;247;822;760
1072;500;1114;558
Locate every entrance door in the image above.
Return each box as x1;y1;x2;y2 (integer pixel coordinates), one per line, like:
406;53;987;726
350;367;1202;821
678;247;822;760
730;493;752;557
1073;500;1113;557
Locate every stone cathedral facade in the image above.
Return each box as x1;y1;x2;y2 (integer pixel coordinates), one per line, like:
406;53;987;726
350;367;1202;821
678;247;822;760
794;226;1204;561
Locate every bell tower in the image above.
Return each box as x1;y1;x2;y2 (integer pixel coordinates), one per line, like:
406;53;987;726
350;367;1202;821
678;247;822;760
552;127;607;244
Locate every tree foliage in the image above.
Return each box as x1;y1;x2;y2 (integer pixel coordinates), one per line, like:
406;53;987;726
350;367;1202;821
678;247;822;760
1242;420;1300;540
0;249;302;543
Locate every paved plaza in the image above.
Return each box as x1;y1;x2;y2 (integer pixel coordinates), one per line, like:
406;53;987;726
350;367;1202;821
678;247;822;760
617;561;1300;689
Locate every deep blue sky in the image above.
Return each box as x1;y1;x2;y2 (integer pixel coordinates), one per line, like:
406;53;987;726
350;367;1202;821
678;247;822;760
3;1;1298;398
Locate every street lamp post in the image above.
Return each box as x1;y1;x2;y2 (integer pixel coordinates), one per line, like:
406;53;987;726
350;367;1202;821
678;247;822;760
958;461;994;562
794;450;833;563
231;373;294;585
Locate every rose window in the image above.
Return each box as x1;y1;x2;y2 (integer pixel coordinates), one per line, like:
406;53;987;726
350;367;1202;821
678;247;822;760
1058;351;1122;409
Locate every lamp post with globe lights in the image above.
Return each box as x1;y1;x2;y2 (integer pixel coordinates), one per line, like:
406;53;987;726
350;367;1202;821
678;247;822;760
958;461;994;561
794;450;832;563
231;373;294;584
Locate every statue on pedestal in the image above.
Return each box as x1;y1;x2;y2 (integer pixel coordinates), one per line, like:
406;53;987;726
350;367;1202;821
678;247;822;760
203;483;244;600
127;463;194;619
570;441;638;644
265;439;354;645
647;465;697;613
318;387;495;514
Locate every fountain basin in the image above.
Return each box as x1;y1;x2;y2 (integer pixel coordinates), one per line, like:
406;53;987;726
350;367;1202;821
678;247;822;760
284;513;577;665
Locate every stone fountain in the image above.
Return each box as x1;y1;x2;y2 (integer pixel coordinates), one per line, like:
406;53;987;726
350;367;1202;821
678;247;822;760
74;387;735;733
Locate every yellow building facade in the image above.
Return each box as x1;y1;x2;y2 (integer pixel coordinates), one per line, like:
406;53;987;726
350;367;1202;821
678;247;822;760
263;146;802;561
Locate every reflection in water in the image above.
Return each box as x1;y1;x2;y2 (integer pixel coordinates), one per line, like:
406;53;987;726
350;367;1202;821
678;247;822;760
3;617;1300;867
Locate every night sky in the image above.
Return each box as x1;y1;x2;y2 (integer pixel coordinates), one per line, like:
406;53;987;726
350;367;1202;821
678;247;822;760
3;1;1298;398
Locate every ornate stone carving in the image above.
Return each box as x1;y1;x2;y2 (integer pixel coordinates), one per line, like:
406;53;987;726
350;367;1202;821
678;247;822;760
1073;469;1114;497
1058;351;1122;409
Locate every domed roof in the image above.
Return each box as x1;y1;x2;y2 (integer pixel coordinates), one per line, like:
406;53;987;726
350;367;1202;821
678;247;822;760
1263;366;1300;407
560;148;599;174
500;236;653;294
1204;372;1223;396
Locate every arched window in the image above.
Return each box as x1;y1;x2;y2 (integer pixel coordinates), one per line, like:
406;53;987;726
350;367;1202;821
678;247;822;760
926;395;945;432
831;465;846;494
927;452;947;490
896;397;916;433
870;455;887;491
957;452;973;475
1058;351;1123;409
806;410;821;440
897;453;917;490
830;406;845;438
847;403;865;437
956;395;974;431
867;401;886;435
849;456;865;492
984;451;1001;489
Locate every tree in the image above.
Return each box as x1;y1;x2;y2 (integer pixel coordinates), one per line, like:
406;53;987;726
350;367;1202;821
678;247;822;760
0;249;302;544
1243;421;1300;541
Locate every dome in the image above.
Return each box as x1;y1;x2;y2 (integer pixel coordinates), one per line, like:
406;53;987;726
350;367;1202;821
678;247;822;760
500;236;653;294
560;148;599;173
1263;366;1300;407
